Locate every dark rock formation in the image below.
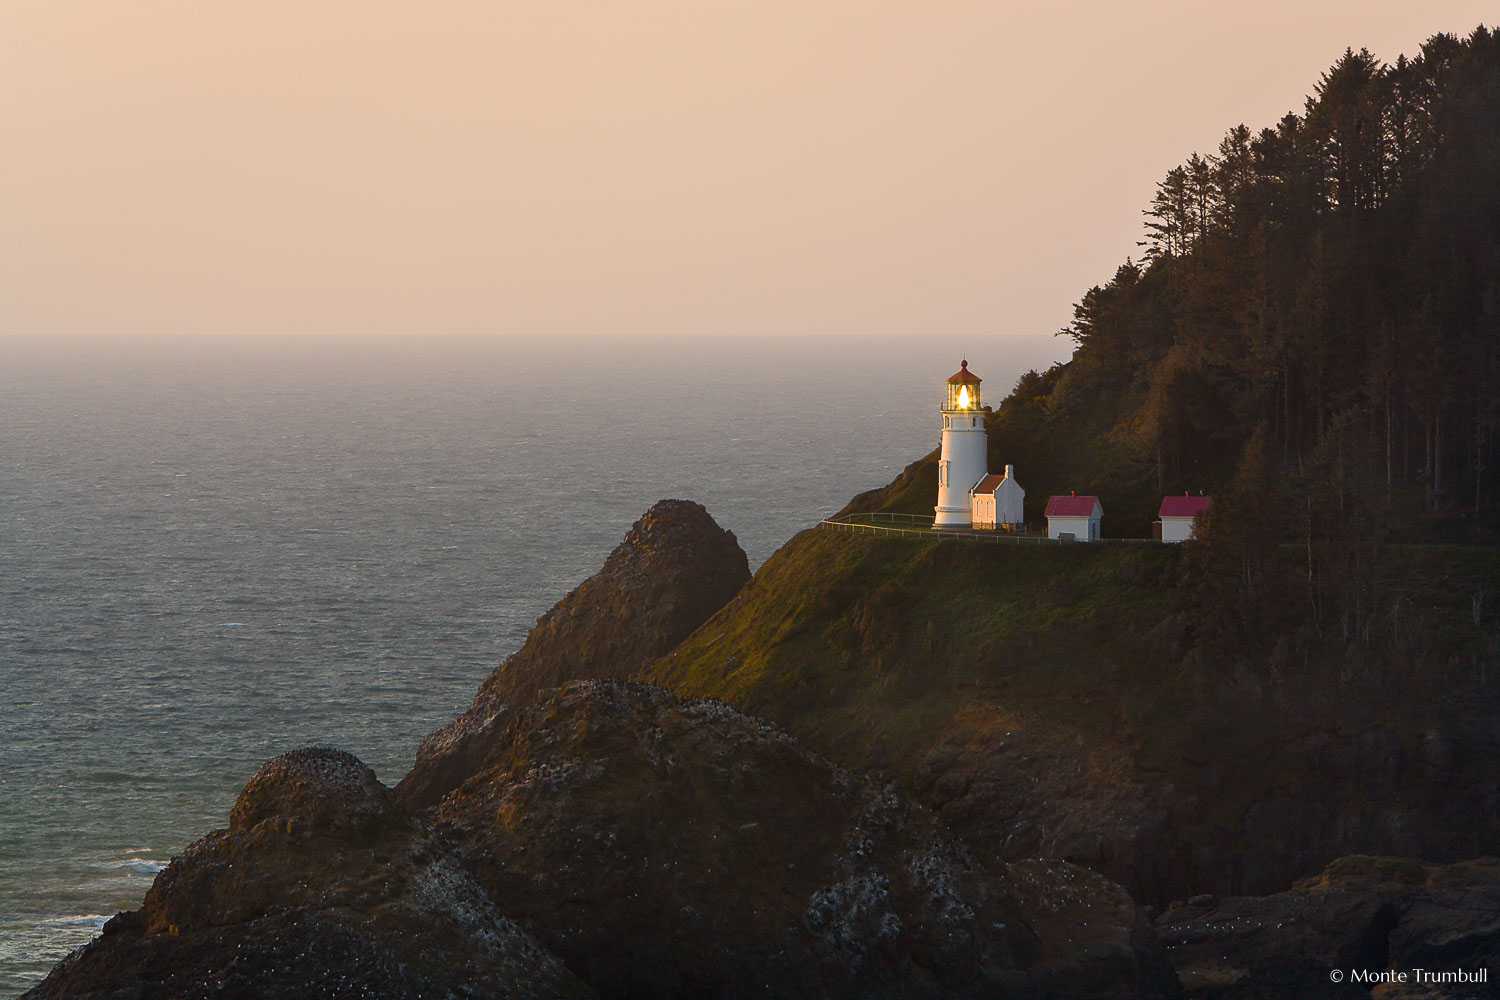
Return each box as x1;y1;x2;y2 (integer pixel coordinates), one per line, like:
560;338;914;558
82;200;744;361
398;499;748;810
913;716;1199;907
421;679;1179;999
25;748;592;1000
1155;855;1500;999
916;705;1500;908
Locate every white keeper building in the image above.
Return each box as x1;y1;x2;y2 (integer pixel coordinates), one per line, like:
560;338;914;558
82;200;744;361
971;465;1025;530
1158;494;1211;542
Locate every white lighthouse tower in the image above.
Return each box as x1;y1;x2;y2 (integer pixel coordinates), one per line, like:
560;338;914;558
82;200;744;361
934;360;988;528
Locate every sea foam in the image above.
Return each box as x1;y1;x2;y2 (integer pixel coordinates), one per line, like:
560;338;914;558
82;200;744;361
41;915;110;929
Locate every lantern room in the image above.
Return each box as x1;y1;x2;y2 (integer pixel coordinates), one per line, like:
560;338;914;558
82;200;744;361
945;360;982;411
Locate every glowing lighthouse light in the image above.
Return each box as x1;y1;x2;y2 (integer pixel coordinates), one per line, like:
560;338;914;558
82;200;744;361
956;385;972;409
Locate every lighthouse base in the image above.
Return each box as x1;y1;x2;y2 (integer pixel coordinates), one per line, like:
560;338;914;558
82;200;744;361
934;505;973;529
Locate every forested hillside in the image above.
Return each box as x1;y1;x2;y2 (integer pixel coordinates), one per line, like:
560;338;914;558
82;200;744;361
1070;26;1497;530
873;27;1499;549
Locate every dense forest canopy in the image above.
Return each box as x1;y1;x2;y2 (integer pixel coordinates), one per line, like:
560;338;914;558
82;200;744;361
994;26;1498;548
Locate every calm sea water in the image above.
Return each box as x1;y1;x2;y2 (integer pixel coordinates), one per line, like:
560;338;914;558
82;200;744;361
0;333;1064;993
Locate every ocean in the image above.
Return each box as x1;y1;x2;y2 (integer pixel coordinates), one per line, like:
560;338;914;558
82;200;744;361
0;333;1065;993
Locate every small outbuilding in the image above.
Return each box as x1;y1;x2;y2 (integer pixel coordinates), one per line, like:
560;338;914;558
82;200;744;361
970;464;1025;530
1045;493;1102;542
1157;494;1211;543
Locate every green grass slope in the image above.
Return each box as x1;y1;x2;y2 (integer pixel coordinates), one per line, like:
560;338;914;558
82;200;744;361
650;524;1500;900
653;529;1182;777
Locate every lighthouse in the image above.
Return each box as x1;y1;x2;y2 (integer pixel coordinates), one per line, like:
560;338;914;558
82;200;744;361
934;360;988;528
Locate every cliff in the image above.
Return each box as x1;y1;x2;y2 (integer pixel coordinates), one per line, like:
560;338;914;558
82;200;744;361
650;528;1500;903
384;500;1178;996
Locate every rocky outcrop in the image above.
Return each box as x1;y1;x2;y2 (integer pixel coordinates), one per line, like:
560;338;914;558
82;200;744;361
1155;855;1500;999
27;696;1178;1000
398;499;749;810
25;748;592;1000
421;679;1180;999
913;714;1199;906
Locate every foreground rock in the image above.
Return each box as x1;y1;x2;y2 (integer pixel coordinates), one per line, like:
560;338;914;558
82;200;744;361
399;499;749;810
26;748;592;1000
1156;855;1500;999
419;679;1179;999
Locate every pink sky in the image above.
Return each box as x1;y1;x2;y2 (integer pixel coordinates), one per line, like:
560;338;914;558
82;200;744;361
2;1;1492;338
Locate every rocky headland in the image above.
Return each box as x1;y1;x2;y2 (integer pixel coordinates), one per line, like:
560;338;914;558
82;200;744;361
30;498;1500;998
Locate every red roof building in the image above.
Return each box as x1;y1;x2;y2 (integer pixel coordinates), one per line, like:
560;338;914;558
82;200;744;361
1159;495;1212;518
1044;493;1102;541
1044;494;1102;518
1158;494;1211;543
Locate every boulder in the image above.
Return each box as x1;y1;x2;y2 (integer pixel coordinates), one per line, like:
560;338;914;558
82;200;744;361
1155;855;1500;999
24;748;592;1000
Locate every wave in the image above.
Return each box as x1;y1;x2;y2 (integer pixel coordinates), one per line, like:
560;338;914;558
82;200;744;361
40;914;110;929
114;857;167;875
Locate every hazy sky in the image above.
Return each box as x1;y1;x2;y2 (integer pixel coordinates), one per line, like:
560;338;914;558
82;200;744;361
3;2;1492;339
